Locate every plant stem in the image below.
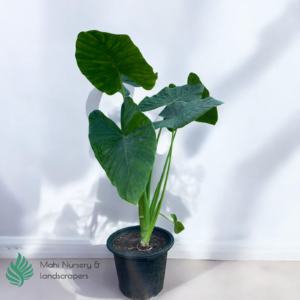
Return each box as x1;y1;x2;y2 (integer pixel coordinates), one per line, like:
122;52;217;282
146;128;162;205
138;191;150;246
118;72;126;99
152;130;176;218
149;144;170;220
156;127;162;142
159;212;174;223
141;130;177;245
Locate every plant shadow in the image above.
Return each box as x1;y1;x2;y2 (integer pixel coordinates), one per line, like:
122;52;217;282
87;152;193;241
184;2;300;158
213;114;300;240
0;180;25;237
214;2;300;100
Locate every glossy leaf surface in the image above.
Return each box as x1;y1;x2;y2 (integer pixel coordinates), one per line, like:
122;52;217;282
139;83;205;112
188;72;218;125
89;97;157;205
139;83;222;129
76;31;157;95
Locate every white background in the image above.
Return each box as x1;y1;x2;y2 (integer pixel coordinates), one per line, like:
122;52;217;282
0;0;300;259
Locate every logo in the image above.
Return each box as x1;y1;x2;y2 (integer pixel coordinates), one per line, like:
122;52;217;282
6;253;34;287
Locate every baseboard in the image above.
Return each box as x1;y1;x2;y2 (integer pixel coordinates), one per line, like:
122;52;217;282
168;240;300;261
1;237;300;260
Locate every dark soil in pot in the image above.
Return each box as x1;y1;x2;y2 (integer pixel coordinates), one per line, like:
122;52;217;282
112;231;168;255
107;225;174;300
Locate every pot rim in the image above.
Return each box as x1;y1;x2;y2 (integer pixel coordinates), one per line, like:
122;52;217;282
106;225;174;259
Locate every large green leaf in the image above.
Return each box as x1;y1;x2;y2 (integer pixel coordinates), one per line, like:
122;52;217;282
188;72;218;125
139;84;223;129
76;30;157;95
139;83;205;112
89;97;157;205
153;96;222;129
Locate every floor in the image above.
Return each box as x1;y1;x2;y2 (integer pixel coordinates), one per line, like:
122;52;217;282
1;258;299;300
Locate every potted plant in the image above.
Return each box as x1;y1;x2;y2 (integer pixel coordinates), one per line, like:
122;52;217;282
75;30;223;299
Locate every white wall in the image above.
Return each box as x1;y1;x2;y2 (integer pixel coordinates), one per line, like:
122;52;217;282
1;0;300;259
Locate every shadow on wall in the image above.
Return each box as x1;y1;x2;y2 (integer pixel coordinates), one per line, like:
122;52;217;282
51;85;207;241
162;0;204;81
214;2;300;99
160;0;212;159
87;154;192;240
183;121;214;158
184;2;300;159
53;204;83;239
84;87;196;239
32;1;300;242
0;180;24;236
213;114;300;240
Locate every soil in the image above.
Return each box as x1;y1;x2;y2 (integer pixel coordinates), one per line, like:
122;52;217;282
112;231;168;255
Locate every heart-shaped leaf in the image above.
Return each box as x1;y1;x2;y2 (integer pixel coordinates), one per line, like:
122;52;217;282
89;97;157;205
139;83;205;112
159;212;185;234
188;72;218;125
171;214;185;234
139;83;223;129
76;30;157;95
6;253;34;287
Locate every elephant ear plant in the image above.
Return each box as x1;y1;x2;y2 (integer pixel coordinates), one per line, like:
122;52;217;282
75;30;223;249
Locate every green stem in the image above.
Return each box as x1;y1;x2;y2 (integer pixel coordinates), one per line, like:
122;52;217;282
156;128;162;142
146;175;152;205
142;130;177;244
118;72;126;99
139;191;150;246
146;128;163;205
152;130;176;216
149;145;170;220
159;212;174;223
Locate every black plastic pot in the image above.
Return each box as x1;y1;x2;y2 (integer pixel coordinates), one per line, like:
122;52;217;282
107;225;174;300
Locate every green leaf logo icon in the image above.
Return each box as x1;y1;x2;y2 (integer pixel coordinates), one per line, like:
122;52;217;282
6;253;34;287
